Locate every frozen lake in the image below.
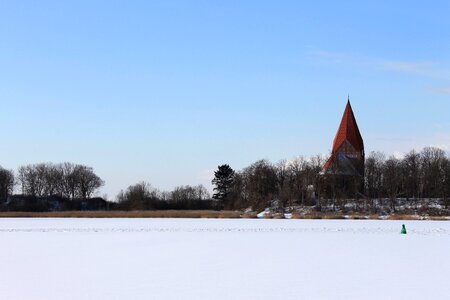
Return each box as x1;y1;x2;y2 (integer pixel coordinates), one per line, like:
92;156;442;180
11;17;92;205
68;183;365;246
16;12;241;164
1;218;449;300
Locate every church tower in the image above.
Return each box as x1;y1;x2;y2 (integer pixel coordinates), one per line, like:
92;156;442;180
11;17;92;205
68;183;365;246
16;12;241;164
322;98;365;192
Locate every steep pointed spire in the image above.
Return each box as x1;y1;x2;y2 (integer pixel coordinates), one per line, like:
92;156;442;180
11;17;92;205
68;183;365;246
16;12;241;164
322;98;365;176
331;99;364;154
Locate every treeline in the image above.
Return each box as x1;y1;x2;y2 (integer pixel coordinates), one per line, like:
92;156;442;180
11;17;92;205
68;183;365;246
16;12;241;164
213;147;450;211
212;157;324;210
1;146;449;213
115;182;217;210
0;163;216;211
0;162;106;211
364;147;449;200
16;163;104;199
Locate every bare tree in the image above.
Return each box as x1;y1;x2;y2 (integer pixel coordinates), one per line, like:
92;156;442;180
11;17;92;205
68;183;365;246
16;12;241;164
17;162;103;199
287;156;309;206
42;163;64;196
382;156;402;211
18;165;44;197
309;154;325;206
194;184;210;201
402;150;421;200
275;159;289;207
76;165;104;198
420;147;447;198
241;160;277;210
0;167;14;201
118;182;153;210
365;151;385;201
62;163;78;199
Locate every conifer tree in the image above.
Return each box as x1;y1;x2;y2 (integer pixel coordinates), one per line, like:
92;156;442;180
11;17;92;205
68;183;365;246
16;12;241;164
212;164;235;201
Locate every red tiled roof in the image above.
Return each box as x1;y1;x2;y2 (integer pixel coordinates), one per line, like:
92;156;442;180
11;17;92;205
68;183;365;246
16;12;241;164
331;100;364;154
322;100;364;174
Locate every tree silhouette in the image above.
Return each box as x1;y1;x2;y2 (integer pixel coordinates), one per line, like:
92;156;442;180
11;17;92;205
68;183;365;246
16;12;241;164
212;164;235;203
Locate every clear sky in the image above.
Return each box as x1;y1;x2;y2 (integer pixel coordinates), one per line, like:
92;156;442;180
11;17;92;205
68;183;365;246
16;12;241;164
1;1;449;198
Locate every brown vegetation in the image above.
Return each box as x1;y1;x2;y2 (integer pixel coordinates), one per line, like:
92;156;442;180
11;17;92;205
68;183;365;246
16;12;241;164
0;210;447;220
0;210;242;219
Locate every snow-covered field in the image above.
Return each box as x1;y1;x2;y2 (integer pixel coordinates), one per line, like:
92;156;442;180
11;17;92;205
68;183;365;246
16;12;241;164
1;218;449;300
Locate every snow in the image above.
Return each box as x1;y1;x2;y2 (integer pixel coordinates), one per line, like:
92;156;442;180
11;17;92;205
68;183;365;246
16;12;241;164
257;208;271;218
1;218;449;300
284;213;293;219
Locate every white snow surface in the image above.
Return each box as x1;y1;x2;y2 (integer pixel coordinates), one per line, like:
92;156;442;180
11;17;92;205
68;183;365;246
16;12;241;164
1;218;449;300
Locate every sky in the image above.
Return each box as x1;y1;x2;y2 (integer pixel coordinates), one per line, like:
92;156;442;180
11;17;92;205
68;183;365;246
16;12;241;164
1;1;449;198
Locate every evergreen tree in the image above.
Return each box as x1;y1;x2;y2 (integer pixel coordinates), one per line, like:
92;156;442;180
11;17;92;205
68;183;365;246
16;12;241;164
212;164;235;201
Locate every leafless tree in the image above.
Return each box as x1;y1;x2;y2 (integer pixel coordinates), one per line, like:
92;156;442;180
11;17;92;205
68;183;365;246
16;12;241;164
241;160;277;210
275;159;290;206
420;147;447;198
287;156;309;206
117;181;153;210
17;162;103;199
382;156;402;211
42;163;64;196
0;167;14;201
76;165;104;198
61;162;78;199
18;164;45;197
365;151;385;204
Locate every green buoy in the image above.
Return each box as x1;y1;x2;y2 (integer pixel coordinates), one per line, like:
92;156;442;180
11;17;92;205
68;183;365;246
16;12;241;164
400;224;407;234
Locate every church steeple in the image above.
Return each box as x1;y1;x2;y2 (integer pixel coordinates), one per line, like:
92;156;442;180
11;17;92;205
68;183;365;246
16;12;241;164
331;99;364;155
322;98;365;177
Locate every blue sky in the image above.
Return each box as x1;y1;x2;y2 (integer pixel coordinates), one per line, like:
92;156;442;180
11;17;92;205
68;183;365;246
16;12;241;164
1;1;449;198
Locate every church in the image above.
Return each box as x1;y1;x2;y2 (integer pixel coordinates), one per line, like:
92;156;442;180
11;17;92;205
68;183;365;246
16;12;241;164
321;98;365;195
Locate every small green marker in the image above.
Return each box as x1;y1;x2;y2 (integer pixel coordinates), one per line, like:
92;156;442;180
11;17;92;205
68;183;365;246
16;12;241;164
400;224;407;234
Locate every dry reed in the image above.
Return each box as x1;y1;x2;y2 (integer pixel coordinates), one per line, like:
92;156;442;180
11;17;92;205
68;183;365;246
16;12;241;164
0;210;242;219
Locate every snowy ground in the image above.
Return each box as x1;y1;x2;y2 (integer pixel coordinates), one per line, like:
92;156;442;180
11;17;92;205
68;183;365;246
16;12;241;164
1;218;449;300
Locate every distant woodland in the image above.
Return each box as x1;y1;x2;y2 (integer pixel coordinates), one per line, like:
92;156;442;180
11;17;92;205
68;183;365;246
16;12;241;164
1;146;449;214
